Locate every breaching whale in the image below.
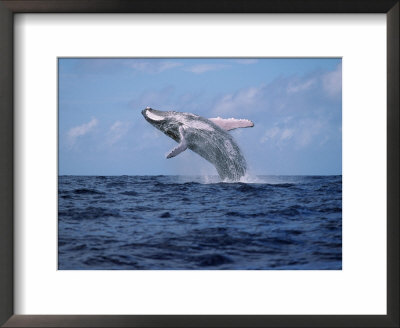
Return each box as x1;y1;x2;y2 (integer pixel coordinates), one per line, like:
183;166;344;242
142;107;254;181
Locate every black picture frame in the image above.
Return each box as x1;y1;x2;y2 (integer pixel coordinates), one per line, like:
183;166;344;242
0;1;398;327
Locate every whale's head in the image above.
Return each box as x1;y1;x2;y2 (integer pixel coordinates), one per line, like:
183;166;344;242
141;107;180;142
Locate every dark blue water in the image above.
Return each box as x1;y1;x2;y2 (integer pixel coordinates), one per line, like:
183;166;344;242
58;175;341;270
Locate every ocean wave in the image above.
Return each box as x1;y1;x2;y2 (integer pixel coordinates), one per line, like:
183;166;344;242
58;175;342;270
73;188;104;195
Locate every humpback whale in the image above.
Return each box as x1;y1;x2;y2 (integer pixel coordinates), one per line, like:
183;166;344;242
142;107;254;181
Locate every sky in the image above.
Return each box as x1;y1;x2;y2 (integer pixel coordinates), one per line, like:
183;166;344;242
58;58;342;176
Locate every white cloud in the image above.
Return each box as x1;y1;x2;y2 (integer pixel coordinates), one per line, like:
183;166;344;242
287;78;316;93
107;121;131;145
129;61;182;73
281;128;294;141
212;63;342;118
260;126;280;143
295;118;324;148
260;119;325;149
184;64;228;74
213;85;263;115
67;118;98;145
323;63;342;97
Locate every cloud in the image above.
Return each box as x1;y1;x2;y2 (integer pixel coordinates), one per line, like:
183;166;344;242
287;78;316;93
260;126;280;143
323;63;342;97
213;86;264;115
211;67;341;151
107;121;131;145
281;128;295;141
212;64;342;118
260;118;325;149
129;61;183;74
67;118;98;145
295;118;324;147
261;126;296;146
184;64;228;74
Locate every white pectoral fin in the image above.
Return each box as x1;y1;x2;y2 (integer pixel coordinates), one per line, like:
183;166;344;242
209;117;254;131
166;141;187;159
166;126;188;159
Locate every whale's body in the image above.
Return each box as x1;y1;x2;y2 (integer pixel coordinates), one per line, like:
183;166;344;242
142;107;253;181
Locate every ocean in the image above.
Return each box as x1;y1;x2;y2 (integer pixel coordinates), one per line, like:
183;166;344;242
58;175;342;270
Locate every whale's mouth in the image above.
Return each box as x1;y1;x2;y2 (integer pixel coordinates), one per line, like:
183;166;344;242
142;107;165;122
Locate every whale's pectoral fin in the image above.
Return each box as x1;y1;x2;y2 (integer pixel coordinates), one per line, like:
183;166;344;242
166;142;187;159
166;126;188;159
209;117;254;131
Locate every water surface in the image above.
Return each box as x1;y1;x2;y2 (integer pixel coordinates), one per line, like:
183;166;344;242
58;175;342;270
